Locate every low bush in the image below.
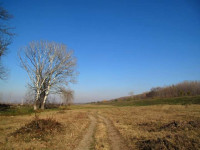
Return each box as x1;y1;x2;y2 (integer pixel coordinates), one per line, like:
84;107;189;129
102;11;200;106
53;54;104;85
12;115;64;141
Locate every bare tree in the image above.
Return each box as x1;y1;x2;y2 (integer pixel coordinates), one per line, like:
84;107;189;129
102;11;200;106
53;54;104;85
129;91;134;98
0;4;14;79
60;88;74;106
145;81;200;98
18;41;77;110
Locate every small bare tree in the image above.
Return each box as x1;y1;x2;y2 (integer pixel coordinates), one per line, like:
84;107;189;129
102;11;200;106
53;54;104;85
18;41;77;110
60;88;74;106
129;91;134;99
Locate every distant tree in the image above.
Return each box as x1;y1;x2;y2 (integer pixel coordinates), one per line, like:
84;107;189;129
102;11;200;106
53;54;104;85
0;4;14;79
60;88;74;106
18;41;77;110
129;91;134;98
145;81;200;98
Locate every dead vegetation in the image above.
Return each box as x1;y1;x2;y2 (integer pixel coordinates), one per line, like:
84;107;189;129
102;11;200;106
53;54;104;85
136;133;200;150
94;115;110;150
138;119;200;132
101;105;200;150
136;119;200;149
12;115;64;141
0;110;90;150
136;137;177;150
0;104;200;149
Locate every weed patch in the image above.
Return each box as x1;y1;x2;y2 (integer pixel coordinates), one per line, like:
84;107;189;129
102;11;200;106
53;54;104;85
138;119;200;133
137;137;177;150
137;134;200;150
12;116;64;141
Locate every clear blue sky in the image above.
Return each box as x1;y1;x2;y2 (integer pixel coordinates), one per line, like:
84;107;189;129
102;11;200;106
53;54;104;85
0;0;200;103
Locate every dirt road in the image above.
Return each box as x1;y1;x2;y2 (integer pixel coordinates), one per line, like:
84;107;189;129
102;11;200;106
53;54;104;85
75;112;130;150
99;115;130;150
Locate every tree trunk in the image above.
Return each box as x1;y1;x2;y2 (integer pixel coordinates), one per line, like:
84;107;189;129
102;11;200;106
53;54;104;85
39;91;45;109
41;87;50;109
34;89;40;110
41;94;48;109
41;102;45;109
34;102;37;110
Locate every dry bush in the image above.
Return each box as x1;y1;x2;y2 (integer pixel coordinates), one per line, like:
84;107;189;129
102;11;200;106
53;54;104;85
136;137;177;150
12;115;64;141
138;120;200;132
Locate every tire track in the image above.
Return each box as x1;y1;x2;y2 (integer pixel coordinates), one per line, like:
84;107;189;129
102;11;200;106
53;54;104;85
75;115;97;150
99;115;130;150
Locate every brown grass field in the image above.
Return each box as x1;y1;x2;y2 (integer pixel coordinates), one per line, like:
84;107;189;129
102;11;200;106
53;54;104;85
0;109;90;150
0;104;200;150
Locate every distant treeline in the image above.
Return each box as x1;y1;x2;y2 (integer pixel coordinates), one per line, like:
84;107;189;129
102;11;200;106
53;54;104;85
133;81;200;100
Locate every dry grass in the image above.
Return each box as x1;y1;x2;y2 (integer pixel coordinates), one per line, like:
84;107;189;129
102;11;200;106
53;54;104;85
94;114;110;150
0;104;200;150
0;110;90;150
11;115;64;141
101;105;200;150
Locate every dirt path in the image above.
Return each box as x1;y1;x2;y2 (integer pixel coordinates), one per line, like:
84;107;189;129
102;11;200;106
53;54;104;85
75;113;129;150
75;115;97;150
99;115;130;150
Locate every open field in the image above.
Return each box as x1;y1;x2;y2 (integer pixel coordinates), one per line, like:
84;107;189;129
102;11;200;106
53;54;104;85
0;100;200;149
0;110;90;150
100;105;200;149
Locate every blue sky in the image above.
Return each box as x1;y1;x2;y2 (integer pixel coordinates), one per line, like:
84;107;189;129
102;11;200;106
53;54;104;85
0;0;200;103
